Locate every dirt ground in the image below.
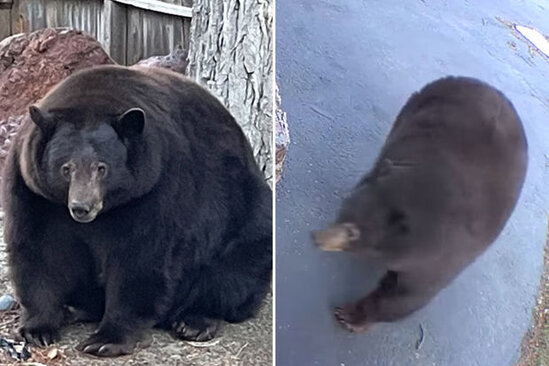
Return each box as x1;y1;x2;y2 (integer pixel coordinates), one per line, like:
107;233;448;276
518;218;549;366
0;214;273;366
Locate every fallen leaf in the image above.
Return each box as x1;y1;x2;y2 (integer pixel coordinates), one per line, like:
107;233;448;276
47;347;58;360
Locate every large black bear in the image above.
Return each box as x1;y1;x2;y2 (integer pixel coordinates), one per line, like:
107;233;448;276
2;65;272;356
313;77;527;332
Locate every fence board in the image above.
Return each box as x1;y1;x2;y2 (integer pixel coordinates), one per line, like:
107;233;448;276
114;0;191;18
126;0;190;64
12;0;102;38
102;0;127;64
0;8;10;40
4;0;192;65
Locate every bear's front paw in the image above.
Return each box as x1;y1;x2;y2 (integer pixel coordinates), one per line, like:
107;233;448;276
172;315;221;342
76;331;136;357
19;323;60;346
334;305;371;333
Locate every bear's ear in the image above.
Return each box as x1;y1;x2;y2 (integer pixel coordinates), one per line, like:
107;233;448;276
28;105;53;131
113;108;145;139
375;158;394;178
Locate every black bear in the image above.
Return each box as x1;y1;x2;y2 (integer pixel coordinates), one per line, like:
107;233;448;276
312;77;527;332
2;65;272;356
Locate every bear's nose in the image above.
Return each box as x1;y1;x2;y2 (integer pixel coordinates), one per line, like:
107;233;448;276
69;201;91;219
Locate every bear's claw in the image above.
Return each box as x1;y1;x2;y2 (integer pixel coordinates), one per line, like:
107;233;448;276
19;324;60;347
334;306;370;333
172;316;221;342
77;333;136;357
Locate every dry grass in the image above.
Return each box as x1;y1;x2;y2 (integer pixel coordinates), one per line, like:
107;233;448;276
0;291;273;366
517;217;549;366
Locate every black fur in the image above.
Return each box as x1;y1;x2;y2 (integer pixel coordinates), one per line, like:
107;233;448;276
314;77;528;332
2;65;272;356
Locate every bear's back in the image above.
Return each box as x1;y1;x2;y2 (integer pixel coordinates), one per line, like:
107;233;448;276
39;65;238;134
368;77;527;257
382;77;527;167
34;65;258;173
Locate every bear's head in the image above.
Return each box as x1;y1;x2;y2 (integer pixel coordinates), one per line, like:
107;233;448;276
312;178;410;252
311;185;382;252
27;105;146;223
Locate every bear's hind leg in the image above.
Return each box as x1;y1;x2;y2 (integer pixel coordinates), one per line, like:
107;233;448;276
167;271;267;342
167;238;271;341
171;314;221;342
334;270;435;332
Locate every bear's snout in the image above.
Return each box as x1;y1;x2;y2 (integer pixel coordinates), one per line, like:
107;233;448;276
68;199;103;223
69;201;91;220
312;227;347;251
312;223;360;252
67;173;104;223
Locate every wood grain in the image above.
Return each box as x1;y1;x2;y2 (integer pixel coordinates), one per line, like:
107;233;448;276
5;0;191;66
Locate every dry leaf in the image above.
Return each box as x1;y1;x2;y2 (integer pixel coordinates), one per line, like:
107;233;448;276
47;347;58;360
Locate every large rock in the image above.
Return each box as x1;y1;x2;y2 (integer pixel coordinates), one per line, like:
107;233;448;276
0;28;114;176
135;45;188;74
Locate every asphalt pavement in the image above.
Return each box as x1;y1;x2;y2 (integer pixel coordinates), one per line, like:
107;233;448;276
275;1;549;365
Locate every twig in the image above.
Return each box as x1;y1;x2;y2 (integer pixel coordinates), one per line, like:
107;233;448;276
310;106;334;121
415;323;425;351
0;315;20;329
235;342;249;358
184;338;222;348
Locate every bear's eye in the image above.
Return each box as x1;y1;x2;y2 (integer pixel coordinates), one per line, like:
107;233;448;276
97;163;108;178
60;164;71;180
342;223;360;241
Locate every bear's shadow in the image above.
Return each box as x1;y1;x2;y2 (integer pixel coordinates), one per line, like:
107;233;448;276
318;250;385;311
317;170;385;307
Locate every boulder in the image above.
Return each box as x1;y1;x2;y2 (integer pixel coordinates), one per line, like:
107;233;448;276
135;45;188;74
0;27;114;175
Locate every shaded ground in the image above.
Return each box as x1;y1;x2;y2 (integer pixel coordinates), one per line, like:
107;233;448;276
0;215;273;366
276;0;549;365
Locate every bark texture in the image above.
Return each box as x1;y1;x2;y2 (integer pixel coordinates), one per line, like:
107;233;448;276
186;0;274;183
275;84;289;182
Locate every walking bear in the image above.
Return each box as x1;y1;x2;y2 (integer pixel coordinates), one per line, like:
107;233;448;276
2;65;272;356
313;77;527;332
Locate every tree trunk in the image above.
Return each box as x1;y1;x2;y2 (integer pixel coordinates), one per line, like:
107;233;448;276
186;0;273;184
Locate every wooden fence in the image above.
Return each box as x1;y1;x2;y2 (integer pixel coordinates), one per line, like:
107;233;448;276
0;0;193;65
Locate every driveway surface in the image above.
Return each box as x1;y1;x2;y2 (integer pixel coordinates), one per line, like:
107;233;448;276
275;1;549;365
